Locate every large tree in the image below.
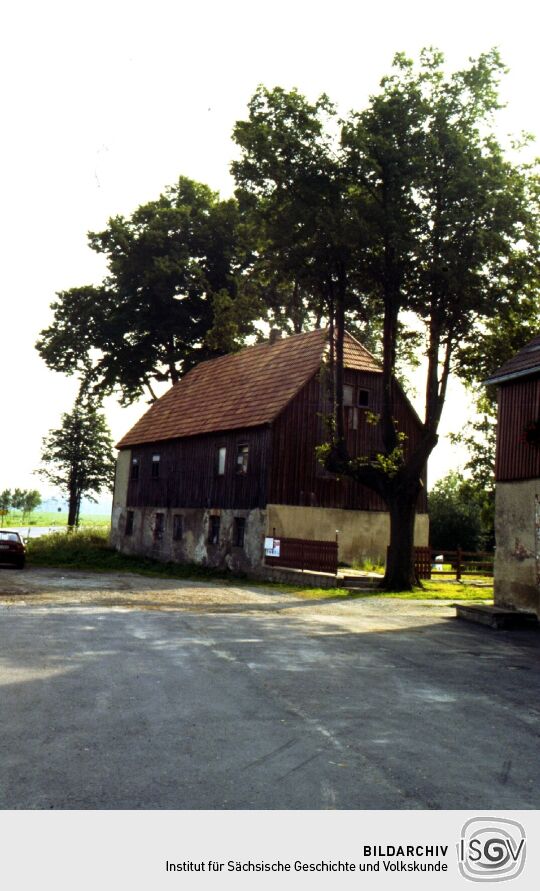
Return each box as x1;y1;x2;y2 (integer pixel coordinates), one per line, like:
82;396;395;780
39;395;116;527
37;177;253;405
233;51;540;589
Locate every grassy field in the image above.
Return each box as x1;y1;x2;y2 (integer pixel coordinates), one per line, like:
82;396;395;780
1;512;111;528
26;529;493;601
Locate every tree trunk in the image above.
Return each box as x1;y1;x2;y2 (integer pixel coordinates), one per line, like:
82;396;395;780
383;488;420;591
67;488;79;529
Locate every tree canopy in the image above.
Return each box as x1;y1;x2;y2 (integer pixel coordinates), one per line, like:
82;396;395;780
37;177;254;404
232;49;540;588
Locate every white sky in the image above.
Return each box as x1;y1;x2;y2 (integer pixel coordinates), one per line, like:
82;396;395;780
2;0;539;495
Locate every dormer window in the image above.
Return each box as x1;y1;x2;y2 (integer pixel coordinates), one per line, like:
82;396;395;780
151;454;160;478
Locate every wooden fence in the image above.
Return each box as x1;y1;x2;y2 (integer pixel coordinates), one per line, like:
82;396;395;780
414;547;494;581
265;536;338;575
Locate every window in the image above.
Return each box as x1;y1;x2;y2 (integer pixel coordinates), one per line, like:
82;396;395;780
125;510;134;536
236;444;249;474
208;515;220;545
131;458;139;480
173;514;183;541
233;517;246;548
343;384;354;406
358;389;370;407
154;512;164;541
217;447;226;476
151;454;161;478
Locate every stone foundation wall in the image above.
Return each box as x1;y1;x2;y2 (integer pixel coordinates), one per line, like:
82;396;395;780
494;479;540;615
111;505;266;573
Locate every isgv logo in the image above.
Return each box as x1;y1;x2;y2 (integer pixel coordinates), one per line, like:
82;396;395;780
458;817;526;882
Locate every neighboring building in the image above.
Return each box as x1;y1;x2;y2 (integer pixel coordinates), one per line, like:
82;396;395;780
486;334;540;615
111;329;429;572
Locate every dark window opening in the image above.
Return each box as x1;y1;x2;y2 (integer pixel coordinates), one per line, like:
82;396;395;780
151;454;160;478
234;517;246;548
217;447;226;476
358;389;370;407
208;515;220;545
173;514;183;541
154;512;164;541
131;458;139;480
125;510;134;536
236;444;249;474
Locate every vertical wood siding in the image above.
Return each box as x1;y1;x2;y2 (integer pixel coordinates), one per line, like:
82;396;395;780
127;427;271;509
123;369;428;512
269;370;428;512
496;377;540;481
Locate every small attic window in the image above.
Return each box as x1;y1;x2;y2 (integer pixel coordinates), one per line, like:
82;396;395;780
151;454;160;478
358;389;370;407
131;458;139;480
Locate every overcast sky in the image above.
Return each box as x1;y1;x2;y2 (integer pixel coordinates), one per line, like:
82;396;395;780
2;0;539;496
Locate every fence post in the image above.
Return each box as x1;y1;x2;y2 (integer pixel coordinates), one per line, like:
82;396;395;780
456;547;462;581
301;540;304;573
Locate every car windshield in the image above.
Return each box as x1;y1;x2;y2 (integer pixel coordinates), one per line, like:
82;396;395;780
0;532;21;542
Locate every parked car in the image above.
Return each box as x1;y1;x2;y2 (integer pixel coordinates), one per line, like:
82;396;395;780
0;531;26;569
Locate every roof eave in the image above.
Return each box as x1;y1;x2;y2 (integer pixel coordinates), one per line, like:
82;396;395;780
484;366;540;387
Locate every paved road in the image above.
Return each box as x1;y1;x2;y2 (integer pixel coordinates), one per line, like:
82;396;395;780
0;568;538;809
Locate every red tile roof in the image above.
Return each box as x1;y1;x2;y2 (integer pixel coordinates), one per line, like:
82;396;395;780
485;333;540;386
117;328;381;448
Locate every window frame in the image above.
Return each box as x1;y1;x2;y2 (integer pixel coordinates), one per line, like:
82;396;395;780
125;510;134;536
358;388;370;408
233;516;246;548
154;512;164;542
236;443;249;475
172;514;183;542
208;515;220;545
216;446;227;477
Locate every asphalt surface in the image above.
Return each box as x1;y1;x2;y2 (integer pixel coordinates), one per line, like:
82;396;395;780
0;568;539;809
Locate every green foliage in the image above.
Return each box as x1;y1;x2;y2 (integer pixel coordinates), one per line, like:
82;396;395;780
0;488;42;523
39;394;116;527
428;471;493;551
37;177;255;404
27;529;239;581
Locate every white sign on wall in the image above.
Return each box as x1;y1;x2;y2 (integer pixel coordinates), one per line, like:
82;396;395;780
264;537;281;557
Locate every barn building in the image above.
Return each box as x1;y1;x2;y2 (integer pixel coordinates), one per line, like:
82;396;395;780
486;334;540;616
111;328;429;572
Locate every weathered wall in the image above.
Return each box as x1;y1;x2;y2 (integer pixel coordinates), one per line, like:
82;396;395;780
110;450;131;547
494;479;540;615
266;504;429;565
113;505;266;573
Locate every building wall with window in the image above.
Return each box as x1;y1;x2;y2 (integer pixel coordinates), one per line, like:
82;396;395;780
111;367;428;569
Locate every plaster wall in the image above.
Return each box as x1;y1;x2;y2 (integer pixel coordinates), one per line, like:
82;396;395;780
494;479;540;615
110;450;131;547
266;504;429;565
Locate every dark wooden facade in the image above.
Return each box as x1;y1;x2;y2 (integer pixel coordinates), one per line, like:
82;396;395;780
125;367;428;514
495;376;540;482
